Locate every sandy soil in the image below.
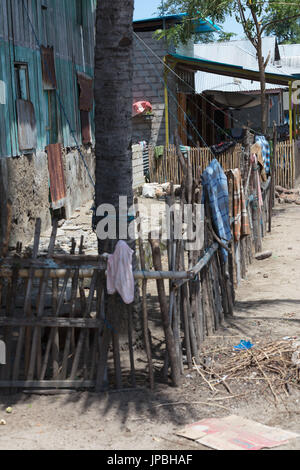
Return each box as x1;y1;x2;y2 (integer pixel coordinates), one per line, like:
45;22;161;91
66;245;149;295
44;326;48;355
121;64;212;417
0;202;300;450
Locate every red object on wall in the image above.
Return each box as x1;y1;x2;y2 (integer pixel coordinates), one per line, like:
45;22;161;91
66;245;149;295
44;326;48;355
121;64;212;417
132;101;152;116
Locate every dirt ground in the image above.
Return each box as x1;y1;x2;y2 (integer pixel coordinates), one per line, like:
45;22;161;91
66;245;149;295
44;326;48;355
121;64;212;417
0;201;300;450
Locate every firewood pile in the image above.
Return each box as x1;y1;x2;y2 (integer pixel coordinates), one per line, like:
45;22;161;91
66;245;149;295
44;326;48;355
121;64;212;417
195;339;300;402
275;186;300;205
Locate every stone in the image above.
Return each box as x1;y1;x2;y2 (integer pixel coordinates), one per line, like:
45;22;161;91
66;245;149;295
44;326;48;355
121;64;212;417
255;251;272;261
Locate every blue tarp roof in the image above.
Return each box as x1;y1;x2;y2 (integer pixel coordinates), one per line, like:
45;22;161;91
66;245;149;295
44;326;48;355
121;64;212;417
133;13;220;33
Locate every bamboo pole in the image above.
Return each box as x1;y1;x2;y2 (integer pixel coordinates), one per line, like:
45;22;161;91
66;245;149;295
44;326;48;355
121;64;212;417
135;198;154;390
148;235;181;387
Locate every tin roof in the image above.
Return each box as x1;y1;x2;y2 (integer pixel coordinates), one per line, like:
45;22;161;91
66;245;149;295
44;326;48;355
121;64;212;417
167;50;294;87
278;44;300;75
193;38;291;93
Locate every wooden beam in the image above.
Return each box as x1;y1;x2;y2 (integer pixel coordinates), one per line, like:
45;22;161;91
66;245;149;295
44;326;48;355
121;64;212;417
0;380;95;389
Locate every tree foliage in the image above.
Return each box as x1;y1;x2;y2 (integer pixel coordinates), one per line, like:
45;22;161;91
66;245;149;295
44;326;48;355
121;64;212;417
157;0;300;45
264;1;300;44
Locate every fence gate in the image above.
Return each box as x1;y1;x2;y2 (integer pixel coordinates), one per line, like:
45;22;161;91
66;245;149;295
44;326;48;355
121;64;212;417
0;221;136;391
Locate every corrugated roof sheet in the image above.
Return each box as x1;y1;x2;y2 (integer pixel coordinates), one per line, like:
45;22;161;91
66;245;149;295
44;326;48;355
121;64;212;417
194;37;289;94
278;44;300;75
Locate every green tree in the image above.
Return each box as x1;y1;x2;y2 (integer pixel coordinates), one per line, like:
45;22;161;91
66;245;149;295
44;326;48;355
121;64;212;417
158;0;300;134
264;1;300;44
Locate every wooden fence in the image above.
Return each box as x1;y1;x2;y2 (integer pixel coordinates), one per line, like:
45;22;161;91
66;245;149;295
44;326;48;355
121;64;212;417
0;139;274;391
149;141;296;191
275;140;295;189
149;144;243;185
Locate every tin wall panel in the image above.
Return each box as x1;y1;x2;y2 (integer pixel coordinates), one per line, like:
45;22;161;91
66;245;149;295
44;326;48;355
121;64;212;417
41;46;57;90
77;72;93;111
46;142;66;209
80;110;91;144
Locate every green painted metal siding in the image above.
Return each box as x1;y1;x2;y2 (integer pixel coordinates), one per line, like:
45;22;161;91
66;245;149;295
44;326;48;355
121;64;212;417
0;0;96;158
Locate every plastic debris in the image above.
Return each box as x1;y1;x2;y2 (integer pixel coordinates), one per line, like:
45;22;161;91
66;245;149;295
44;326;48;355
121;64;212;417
233;340;254;351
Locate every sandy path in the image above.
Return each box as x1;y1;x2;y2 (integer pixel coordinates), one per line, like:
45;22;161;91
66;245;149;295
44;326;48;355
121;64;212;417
232;203;300;341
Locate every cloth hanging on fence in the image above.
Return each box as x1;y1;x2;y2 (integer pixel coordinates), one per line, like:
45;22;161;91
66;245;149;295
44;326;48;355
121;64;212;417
201;159;232;262
250;154;264;210
229;168;250;242
250;143;267;182
210;141;236;156
255;136;270;174
154;145;164;160
180;145;190;158
106;240;135;305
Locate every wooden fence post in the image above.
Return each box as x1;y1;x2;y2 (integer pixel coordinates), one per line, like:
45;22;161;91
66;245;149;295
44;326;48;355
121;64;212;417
269;122;277;232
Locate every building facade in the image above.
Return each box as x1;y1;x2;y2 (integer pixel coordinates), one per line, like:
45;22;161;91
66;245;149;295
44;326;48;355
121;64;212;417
0;0;96;245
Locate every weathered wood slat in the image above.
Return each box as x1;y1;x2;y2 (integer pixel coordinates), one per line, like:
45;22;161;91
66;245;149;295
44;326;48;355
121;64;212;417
0;317;103;328
0;380;95;389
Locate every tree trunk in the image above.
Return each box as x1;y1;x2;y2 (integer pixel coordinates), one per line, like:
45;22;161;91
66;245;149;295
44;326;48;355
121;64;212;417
257;37;268;135
95;1;135;339
95;0;134;252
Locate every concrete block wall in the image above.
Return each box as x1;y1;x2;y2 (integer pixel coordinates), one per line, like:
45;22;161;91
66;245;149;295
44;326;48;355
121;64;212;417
133;31;178;147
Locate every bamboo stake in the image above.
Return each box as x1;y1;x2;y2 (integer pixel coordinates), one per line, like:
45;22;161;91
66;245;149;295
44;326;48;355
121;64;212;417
69;270;98;381
13;219;41;381
149;234;181;387
39;271;70;380
27;220;58;381
60;269;79;380
135;198;154;390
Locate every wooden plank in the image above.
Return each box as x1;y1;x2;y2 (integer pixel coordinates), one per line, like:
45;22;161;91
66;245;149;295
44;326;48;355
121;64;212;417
0;317;103;328
0;380;95;389
13;218;41;381
16;99;37;151
46;143;66;210
27;220;58;381
69;270;98;380
60;268;79;380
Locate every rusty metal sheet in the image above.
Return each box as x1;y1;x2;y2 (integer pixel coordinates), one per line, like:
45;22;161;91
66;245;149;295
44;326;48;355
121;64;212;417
41;46;57;90
77;72;93;111
16;99;37;151
46;143;66;210
80;110;92;144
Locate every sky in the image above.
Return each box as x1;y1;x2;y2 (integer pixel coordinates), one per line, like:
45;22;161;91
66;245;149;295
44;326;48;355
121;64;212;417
133;0;245;39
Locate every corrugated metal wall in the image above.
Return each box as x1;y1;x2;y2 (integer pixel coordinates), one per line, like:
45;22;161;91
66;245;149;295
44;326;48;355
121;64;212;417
0;0;96;158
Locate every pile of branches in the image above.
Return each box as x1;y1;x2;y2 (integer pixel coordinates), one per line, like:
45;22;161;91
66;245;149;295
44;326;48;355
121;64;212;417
195;339;300;402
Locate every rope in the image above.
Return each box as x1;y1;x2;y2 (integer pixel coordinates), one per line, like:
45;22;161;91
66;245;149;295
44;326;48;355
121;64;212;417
134;36;216;159
134;35;250;161
134;32;260;136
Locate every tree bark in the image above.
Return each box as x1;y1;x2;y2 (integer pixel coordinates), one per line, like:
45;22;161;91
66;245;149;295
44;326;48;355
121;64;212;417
95;1;135;340
95;0;134;253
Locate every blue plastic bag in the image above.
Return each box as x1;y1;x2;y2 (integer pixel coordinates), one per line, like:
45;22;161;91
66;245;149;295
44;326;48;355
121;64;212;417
233;340;254;351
